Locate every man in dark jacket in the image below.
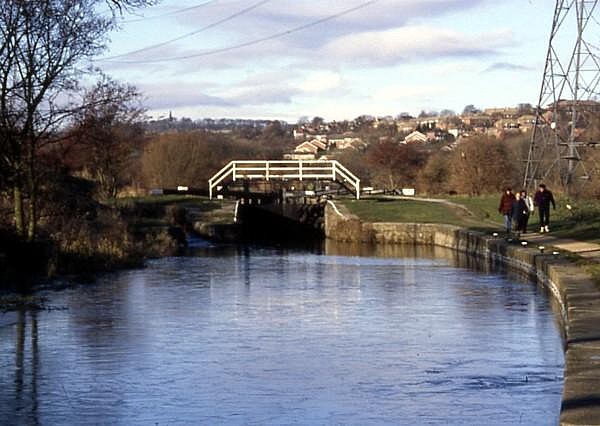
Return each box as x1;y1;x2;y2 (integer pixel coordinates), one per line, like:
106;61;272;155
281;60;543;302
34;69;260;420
533;183;556;233
498;187;515;233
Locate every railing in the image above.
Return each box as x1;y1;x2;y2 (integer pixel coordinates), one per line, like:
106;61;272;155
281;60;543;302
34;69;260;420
208;160;360;199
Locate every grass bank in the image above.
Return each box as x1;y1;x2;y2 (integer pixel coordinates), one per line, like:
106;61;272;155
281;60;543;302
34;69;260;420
342;198;467;226
450;195;600;244
342;195;600;244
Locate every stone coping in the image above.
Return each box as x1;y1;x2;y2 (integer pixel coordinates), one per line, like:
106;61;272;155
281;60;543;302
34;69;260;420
324;205;600;425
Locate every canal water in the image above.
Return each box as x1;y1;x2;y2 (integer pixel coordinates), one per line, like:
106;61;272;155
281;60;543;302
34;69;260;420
0;241;564;425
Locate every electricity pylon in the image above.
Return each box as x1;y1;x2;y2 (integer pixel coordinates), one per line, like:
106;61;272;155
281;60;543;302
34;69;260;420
523;0;600;193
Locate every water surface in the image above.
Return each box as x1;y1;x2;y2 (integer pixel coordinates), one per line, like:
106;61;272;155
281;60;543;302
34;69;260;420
0;242;564;425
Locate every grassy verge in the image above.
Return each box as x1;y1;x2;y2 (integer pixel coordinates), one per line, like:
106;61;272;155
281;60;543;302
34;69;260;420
341;198;467;226
450;196;600;242
448;195;502;225
341;195;600;244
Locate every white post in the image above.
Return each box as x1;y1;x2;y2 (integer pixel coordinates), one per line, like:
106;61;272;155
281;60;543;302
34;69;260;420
232;162;237;181
265;161;270;181
299;161;303;181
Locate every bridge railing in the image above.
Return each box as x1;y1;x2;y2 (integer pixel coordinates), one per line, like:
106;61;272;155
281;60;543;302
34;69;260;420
208;160;360;199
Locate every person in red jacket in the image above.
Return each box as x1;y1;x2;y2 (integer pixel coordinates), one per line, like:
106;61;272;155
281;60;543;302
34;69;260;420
498;187;516;233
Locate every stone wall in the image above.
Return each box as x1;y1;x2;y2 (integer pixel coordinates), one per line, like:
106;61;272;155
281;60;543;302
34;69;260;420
325;202;600;425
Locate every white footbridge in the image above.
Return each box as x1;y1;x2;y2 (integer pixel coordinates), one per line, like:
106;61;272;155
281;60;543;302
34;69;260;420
209;160;361;199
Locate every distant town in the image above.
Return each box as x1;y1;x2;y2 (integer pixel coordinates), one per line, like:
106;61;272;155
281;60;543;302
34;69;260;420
145;102;581;161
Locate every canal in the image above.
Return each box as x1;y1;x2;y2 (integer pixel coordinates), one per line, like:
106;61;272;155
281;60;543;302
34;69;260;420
0;240;564;425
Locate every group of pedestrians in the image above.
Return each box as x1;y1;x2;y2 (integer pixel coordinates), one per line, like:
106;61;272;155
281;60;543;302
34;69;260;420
498;184;556;234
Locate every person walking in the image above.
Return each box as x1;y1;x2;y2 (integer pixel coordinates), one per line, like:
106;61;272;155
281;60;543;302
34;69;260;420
520;189;534;233
533;183;556;233
512;192;528;234
498;187;516;234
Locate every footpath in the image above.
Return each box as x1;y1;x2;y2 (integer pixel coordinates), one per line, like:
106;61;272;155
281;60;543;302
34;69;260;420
525;232;600;261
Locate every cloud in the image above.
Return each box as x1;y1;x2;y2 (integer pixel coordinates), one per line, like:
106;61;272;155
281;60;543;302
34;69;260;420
102;0;528;120
102;0;505;72
140;79;304;111
236;69;303;87
140;83;234;109
296;71;343;93
225;86;300;105
174;0;492;49
481;62;535;73
373;84;449;102
427;62;475;76
322;26;514;66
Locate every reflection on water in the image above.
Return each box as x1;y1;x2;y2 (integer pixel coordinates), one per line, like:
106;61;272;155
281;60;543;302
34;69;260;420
0;241;563;425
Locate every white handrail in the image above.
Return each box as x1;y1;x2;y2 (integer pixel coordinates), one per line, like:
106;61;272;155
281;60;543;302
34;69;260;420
208;160;235;199
332;160;359;182
208;160;360;199
332;161;360;199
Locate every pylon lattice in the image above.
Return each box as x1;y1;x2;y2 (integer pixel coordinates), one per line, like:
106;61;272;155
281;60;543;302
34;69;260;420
523;0;600;193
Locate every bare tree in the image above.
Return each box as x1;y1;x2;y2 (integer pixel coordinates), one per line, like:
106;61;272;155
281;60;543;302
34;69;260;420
418;152;450;195
449;137;518;195
0;0;156;240
140;131;280;189
367;142;426;190
72;76;145;199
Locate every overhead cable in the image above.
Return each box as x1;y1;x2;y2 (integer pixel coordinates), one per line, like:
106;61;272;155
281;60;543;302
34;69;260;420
101;0;380;64
119;0;220;24
100;0;270;60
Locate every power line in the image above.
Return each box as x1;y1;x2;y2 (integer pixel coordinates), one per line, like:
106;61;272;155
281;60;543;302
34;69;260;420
100;0;380;64
118;0;220;24
100;0;270;61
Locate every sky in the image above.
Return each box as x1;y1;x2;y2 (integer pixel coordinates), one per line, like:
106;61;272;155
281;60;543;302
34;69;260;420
94;0;555;122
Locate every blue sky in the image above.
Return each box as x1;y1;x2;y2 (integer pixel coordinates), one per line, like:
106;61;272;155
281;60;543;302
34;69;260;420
95;0;554;122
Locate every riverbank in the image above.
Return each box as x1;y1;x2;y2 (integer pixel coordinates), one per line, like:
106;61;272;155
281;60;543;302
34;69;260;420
324;202;600;425
0;195;231;293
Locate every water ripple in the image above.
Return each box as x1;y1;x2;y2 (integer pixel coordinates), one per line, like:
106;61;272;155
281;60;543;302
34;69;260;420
0;244;563;425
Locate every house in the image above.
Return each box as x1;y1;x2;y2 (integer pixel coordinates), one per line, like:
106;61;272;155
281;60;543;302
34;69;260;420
287;139;328;161
484;107;518;118
284;152;316;160
425;130;453;142
460;115;493;128
448;128;461;138
547;99;600;112
438;116;462;131
294;141;321;154
518;115;536;132
494;118;520;130
293;129;305;140
416;118;439;130
402;130;427;144
396;119;417;133
330;137;365;150
308;139;327;150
